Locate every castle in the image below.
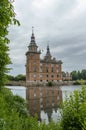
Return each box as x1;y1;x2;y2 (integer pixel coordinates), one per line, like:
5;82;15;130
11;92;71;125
26;28;62;85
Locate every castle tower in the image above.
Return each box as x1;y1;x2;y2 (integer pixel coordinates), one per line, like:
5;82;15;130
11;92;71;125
26;27;41;85
44;45;52;60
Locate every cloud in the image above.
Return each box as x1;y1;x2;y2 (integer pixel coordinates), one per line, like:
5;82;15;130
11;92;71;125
8;0;86;75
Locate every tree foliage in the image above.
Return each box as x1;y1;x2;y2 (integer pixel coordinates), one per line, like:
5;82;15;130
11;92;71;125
0;0;20;88
71;69;86;80
14;74;26;81
7;74;26;81
0;87;39;130
61;86;86;130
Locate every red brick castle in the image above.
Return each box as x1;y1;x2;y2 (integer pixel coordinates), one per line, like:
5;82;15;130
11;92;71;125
26;28;62;85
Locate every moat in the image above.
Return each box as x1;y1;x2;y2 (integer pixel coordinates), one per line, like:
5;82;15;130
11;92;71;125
6;85;81;123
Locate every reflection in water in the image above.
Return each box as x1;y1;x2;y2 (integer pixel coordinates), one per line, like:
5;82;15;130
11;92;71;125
6;85;81;123
26;87;62;122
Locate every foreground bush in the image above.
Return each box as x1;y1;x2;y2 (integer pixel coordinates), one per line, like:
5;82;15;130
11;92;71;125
61;86;86;130
0;87;39;130
0;86;86;130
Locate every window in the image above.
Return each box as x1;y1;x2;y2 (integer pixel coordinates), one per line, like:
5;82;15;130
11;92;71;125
34;66;36;72
46;75;48;77
51;64;54;67
51;75;54;78
40;80;42;82
34;93;36;97
46;80;48;82
40;104;43;108
40;67;42;72
34;74;36;78
57;64;59;67
40;93;42;96
40;74;42;78
46;67;48;72
57;74;59;77
40;63;42;66
57;69;58;73
51;67;54;72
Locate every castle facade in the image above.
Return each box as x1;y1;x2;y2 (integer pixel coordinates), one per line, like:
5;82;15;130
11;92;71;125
26;28;62;85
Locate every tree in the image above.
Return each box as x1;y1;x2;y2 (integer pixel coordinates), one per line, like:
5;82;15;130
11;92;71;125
0;0;20;89
71;71;78;80
81;69;86;80
0;87;39;130
6;74;15;81
61;86;86;130
15;74;26;81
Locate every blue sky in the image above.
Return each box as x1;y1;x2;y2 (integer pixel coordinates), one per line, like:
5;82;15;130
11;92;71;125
8;0;86;75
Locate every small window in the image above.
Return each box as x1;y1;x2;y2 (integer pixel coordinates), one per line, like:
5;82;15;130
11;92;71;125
51;67;54;72
46;80;48;82
57;69;58;73
34;66;36;72
40;74;42;78
40;93;42;96
40;63;42;66
51;64;54;67
57;65;59;67
46;67;48;72
40;67;42;72
46;75;48;77
57;75;59;77
34;61;36;64
40;80;42;82
34;93;36;97
34;74;36;78
51;75;54;78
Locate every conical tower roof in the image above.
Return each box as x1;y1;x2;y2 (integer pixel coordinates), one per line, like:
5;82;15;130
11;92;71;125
46;45;51;57
44;45;52;60
30;26;36;45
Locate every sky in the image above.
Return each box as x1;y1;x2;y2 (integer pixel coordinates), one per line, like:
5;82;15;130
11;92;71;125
8;0;86;76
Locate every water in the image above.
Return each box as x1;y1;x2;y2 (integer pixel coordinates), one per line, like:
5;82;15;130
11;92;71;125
6;85;81;123
61;85;81;101
6;86;26;99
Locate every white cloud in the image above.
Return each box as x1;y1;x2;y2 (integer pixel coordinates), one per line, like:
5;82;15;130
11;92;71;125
8;0;86;75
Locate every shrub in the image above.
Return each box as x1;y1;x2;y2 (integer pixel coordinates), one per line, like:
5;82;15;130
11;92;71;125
61;86;86;130
47;81;53;87
73;80;81;85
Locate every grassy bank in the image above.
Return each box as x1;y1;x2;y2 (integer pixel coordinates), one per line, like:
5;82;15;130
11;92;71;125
73;80;86;85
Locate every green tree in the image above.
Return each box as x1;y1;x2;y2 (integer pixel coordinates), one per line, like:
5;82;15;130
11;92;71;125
81;69;86;80
77;70;81;80
71;71;78;80
0;87;39;130
0;0;20;89
61;86;86;130
15;74;26;81
6;74;15;81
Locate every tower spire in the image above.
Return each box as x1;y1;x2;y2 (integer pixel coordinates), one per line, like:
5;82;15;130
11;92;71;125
46;44;51;56
44;44;52;60
30;26;36;45
32;26;34;34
